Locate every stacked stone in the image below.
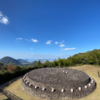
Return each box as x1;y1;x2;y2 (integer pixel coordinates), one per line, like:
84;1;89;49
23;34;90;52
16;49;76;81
21;68;96;100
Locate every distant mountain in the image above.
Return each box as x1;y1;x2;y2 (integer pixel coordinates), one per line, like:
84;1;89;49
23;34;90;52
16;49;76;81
17;59;30;64
0;56;22;66
23;61;37;67
0;56;38;67
0;57;54;67
26;59;55;62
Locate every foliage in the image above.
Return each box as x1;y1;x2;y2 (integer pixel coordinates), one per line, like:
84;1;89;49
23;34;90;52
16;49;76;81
52;59;58;67
43;60;53;67
36;60;42;66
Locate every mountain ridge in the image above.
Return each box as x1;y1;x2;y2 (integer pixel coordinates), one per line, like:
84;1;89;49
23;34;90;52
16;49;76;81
0;56;22;66
0;56;37;67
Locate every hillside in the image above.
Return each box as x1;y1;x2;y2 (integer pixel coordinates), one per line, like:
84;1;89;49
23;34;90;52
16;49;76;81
70;49;100;65
51;49;100;67
0;56;22;66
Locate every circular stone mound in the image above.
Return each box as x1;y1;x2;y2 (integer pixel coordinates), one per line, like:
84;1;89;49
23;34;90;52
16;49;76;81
21;68;96;100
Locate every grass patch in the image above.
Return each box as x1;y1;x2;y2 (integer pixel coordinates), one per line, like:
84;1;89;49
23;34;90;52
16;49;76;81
0;65;100;100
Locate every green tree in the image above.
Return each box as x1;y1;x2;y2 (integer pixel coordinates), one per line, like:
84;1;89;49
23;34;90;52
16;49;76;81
36;60;42;67
43;60;50;67
52;59;58;67
7;63;14;66
0;62;4;69
58;58;63;67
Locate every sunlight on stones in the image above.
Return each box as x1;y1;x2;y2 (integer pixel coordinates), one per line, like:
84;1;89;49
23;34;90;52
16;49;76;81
42;87;46;91
29;83;32;86
78;87;82;91
71;88;74;93
61;89;65;92
84;85;88;89
26;81;29;84
88;83;91;87
51;88;55;92
35;86;39;89
91;81;93;84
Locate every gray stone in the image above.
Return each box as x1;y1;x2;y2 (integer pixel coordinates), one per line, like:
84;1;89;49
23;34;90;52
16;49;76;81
21;67;96;100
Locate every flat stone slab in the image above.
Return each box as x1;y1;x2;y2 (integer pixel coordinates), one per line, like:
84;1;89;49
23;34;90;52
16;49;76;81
21;67;96;100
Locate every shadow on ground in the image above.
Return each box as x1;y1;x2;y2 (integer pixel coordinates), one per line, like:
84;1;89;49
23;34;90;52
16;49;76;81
3;99;10;100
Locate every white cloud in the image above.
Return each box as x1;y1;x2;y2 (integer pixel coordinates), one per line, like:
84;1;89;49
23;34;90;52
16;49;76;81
0;11;9;25
31;48;33;49
55;42;58;44
16;38;22;40
55;40;64;44
2;17;8;24
31;38;38;42
46;40;52;44
59;44;65;47
63;48;76;51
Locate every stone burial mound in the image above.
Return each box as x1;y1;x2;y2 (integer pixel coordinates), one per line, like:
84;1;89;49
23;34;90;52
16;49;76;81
21;68;96;100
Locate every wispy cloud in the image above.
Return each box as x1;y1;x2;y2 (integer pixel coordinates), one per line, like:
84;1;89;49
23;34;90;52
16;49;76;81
63;48;76;51
59;44;65;47
16;38;22;40
59;40;64;44
46;40;52;44
31;48;33;49
0;11;9;25
55;40;64;44
0;12;3;17
31;38;38;42
15;41;19;42
25;39;30;41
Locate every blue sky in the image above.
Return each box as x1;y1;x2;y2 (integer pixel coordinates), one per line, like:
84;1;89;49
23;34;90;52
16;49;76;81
0;0;100;60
